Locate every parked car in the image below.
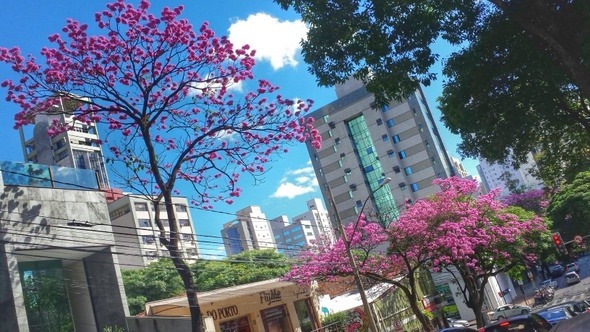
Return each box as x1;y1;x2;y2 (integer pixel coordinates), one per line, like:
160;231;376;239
549;301;590;315
479;313;552;332
565;271;581;286
489;304;532;321
440;328;476;332
447;318;470;327
550;312;590;331
550;265;565;277
536;307;575;325
541;279;558;289
566;262;580;273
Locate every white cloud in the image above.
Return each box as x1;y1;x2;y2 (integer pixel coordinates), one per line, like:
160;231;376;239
228;13;307;70
271;164;319;199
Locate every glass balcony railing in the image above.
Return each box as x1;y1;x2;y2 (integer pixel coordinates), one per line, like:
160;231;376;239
0;161;99;190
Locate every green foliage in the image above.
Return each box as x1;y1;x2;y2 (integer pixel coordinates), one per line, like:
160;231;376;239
440;15;590;185
321;311;347;329
547;170;590;241
122;259;185;315
276;0;590;185
103;326;125;332
123;251;292;315
193;249;291;291
22;273;74;332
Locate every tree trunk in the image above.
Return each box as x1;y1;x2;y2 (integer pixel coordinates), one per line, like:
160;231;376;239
173;257;202;332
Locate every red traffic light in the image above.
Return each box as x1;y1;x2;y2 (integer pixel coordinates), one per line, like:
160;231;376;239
552;234;561;245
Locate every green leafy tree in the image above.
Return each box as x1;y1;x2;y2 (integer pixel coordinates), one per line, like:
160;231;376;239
547;170;590;241
275;0;590;104
439;15;590;184
276;0;590;184
193;249;291;291
122;259;185;315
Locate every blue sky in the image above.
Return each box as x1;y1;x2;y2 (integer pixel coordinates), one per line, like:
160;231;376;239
0;1;478;259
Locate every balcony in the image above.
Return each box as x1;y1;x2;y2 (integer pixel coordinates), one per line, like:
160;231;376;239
0;160;99;190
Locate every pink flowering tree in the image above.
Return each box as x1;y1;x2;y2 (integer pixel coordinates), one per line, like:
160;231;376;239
409;177;547;327
502;189;549;215
285;218;438;331
0;1;320;331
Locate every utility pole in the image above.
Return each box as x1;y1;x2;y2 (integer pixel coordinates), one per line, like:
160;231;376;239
324;177;392;332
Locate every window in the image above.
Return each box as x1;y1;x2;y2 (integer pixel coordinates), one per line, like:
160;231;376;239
418;123;424;132
356;200;363;208
182;234;193;241
410;183;419;192
404;167;413;175
335;137;341;145
364;165;374;173
138;219;151;227
134;202;148;211
386;119;395;128
387;150;395;158
145;251;157;260
393;166;401;173
142;235;156;244
424;140;430;148
175;204;188;212
366;147;373;154
329;122;336;129
179;219;190;227
381;105;389;112
392;135;400;143
399;150;407;159
344;168;351;175
382;134;388;142
376;118;383;126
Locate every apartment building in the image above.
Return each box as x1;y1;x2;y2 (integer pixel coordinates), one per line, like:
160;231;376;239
19;95;110;189
108;195;199;268
221;205;277;256
306;79;455;226
477;152;544;196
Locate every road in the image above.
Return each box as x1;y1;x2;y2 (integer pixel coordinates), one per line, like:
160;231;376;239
536;255;590;309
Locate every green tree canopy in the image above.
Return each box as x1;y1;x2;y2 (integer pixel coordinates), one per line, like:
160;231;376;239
122;259;185;315
547;170;590;241
193;249;292;291
123;250;291;315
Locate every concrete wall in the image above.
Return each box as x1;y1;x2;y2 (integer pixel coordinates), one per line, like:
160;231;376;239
0;243;20;332
127;317;192;332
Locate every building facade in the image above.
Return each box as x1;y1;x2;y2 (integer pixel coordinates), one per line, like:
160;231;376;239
19;95;110;189
0;161;128;332
450;156;469;178
221;205;277;256
477;152;544;196
108;195;199;268
306;79;455;226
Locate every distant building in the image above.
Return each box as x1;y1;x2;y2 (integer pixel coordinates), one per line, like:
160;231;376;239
0;161;128;331
19;95;110;189
108;195;199;268
306;78;455;226
450;156;469;178
477;152;544;196
221;205;277;256
270;199;335;256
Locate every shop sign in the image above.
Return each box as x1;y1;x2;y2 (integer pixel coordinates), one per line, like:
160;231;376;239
206;305;239;320
260;289;282;305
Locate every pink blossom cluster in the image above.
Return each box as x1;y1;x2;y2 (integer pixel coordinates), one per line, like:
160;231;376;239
0;0;322;206
502;189;548;214
285;177;546;285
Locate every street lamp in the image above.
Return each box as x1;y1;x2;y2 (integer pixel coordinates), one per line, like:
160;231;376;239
325;177;392;332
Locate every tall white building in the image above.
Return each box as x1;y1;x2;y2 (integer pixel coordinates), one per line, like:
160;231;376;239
221;206;277;256
291;198;335;244
477;152;544;196
20;95;110;189
108;195;199;268
306;79;455;226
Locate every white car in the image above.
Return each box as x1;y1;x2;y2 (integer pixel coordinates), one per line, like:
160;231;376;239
489;304;531;321
446;318;469;327
565;271;581;285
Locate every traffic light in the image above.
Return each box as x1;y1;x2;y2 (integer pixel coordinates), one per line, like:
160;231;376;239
552;233;568;256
